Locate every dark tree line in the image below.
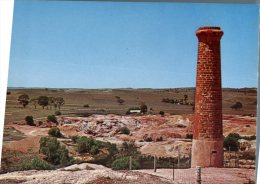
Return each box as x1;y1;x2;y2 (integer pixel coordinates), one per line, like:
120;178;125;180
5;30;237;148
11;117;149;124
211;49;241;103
18;94;65;110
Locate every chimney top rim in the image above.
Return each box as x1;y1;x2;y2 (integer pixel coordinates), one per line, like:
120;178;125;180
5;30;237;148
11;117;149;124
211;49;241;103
197;27;221;31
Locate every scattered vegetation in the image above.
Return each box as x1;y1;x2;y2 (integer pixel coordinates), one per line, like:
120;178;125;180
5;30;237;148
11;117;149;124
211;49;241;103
186;133;193;139
18;94;30;108
120;127;130;135
25;116;35;126
38;96;49;109
159;111;165;116
47;115;58;124
161;97;194;106
48;127;62;138
22;157;54;170
55;97;65;110
55;111;62;116
30;98;38;109
231;102;243;110
140;103;148;114
240;135;256;140
111;156;140;170
115;96;125;105
224;133;241;151
39;136;72;166
241;150;256;160
83;104;90;108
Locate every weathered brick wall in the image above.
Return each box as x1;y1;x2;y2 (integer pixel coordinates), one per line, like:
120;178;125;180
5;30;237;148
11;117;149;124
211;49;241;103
193;27;223;141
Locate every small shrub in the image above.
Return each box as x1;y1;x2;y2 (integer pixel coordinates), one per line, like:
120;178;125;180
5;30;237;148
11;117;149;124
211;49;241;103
47;115;58;124
71;136;79;143
241;135;256;140
231;102;243;110
55;111;62;116
77;136;95;153
241;151;256;160
6;91;11;95
186;133;193;139
83;104;89;108
25;116;35;126
140;103;148;114
224;133;241;151
159;111;165;116
112;157;140;170
120;127;130;135
48;127;62;138
38;121;43;126
23;157;53;170
90;145;100;155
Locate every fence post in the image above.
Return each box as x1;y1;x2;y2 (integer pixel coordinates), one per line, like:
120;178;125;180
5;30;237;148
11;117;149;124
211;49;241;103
228;146;231;168
129;156;132;170
154;155;157;172
196;166;201;184
178;147;180;168
189;148;192;167
172;160;175;182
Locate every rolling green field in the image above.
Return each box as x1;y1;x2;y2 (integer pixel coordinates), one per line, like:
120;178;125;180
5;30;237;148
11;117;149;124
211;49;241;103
4;87;257;126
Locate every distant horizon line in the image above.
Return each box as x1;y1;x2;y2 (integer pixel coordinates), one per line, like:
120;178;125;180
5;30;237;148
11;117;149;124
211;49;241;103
7;86;257;90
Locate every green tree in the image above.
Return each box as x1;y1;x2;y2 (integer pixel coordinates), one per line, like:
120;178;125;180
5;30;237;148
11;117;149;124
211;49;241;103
38;96;49;109
30;98;38;109
48;97;55;110
39;136;71;165
55;97;65;110
18;94;30;108
25;116;35;126
140;103;148;114
184;94;188;104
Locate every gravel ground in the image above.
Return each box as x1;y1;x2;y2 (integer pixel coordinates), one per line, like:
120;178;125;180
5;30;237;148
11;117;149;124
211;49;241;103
136;168;255;184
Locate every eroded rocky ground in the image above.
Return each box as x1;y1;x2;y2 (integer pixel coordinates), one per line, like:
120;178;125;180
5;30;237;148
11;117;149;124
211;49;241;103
1;114;257;183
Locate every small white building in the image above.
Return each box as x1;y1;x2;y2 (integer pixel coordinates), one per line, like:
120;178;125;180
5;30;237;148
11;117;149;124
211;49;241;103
129;109;141;114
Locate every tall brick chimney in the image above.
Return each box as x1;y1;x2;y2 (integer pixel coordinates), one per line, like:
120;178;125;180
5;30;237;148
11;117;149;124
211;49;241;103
191;27;224;168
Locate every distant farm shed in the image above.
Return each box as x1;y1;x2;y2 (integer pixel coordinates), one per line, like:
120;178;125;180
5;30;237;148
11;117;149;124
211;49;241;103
130;109;141;114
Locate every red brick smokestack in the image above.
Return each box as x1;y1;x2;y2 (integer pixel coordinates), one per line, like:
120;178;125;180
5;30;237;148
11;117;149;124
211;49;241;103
191;27;224;167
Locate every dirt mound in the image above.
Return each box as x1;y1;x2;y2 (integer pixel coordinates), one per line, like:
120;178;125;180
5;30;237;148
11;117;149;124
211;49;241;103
0;164;172;184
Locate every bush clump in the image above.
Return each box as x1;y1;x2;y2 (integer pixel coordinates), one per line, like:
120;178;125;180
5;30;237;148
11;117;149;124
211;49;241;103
186;133;193;139
241;151;256;160
83;104;89;108
39;136;72;166
77;136;95;153
23;157;54;170
55;111;62;116
71;135;79;143
47;115;58;124
48;127;62;138
111;157;140;170
224;133;241;151
159;111;165;116
76;136;118;158
25;116;35;126
120;127;130;135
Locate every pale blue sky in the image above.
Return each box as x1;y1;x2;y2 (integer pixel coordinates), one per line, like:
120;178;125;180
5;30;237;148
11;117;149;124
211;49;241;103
8;1;259;88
